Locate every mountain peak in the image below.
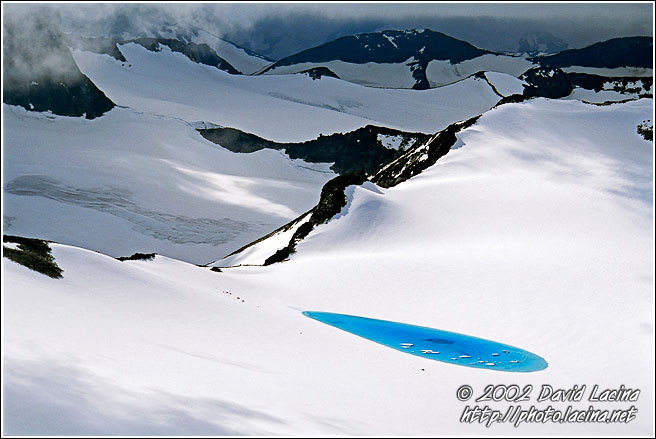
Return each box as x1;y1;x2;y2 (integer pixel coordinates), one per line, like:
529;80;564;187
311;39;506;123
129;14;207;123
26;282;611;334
262;28;490;90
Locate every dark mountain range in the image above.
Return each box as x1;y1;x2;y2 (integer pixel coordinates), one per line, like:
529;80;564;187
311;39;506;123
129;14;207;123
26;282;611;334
261;29;491;89
532;36;652;69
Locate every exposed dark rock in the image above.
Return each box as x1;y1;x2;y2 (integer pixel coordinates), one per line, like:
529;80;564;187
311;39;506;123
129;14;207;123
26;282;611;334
262;170;367;266
198;125;430;175
494;94;527;107
116;252;156;262
3;235;63;279
298;67;340;80
521;67;653;100
3;15;115;118
65;34;127;62
637;120;653;142
568;74;652;95
372;116;480;188
129;38;240;74
263;247;294;266
521;67;572;99
309;170;367;225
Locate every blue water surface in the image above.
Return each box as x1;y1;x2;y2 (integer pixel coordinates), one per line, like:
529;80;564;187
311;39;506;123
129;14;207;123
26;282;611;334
303;311;547;372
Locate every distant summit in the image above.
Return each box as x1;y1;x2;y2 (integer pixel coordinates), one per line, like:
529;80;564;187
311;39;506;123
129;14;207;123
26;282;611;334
262;29;490;89
518;31;568;55
267;29;489;67
533;36;653;69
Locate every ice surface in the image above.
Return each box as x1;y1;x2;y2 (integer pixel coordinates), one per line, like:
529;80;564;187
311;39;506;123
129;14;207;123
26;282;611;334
2;49;653;436
2;105;334;263
484;71;527;96
72;44;500;142
426;54;535;87
562;66;653;77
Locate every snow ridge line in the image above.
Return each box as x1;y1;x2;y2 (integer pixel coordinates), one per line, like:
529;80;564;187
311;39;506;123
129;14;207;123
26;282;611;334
215;171;367;267
371;115;481;188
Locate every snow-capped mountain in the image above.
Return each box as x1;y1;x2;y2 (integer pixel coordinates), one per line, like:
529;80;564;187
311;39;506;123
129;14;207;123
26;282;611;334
260;29;535;89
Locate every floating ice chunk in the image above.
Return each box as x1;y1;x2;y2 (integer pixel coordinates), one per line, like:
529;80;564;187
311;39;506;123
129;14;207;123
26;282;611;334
492;353;499;356
485;363;496;366
459;355;471;358
502;350;510;354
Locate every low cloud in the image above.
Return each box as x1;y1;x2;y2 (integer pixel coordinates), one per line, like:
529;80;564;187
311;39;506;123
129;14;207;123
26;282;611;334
3;3;652;61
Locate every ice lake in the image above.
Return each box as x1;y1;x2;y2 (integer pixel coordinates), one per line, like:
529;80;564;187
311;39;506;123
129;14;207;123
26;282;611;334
303;311;548;372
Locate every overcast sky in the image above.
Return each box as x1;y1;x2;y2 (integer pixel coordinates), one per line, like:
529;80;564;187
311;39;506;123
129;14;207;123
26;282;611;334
4;2;654;58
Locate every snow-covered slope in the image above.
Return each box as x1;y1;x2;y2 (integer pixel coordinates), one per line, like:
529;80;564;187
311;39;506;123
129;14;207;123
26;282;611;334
219;212;313;267
5;98;651;435
426;54;534;88
261;54;535;90
259;58;420;89
261;29;535;90
563;88;638;103
562;78;652;103
188;30;273;75
2;105;334;264
71;43;502;142
483;71;527;97
261;29;491;90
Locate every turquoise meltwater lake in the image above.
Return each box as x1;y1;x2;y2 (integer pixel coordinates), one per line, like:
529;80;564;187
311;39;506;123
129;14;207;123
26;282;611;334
303;311;547;372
